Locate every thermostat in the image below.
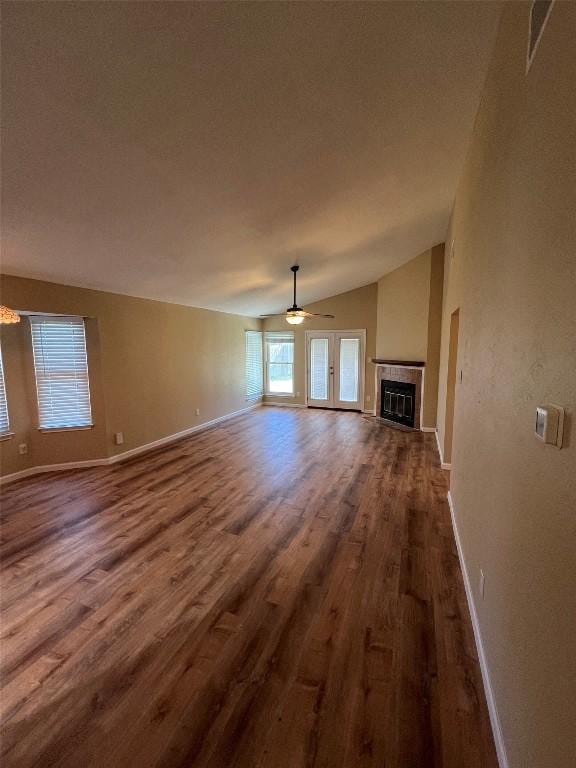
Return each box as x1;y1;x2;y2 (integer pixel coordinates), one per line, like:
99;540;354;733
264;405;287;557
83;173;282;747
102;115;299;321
535;404;564;448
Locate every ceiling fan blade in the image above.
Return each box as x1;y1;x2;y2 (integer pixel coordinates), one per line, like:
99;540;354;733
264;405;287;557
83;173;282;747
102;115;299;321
302;312;335;319
259;313;285;317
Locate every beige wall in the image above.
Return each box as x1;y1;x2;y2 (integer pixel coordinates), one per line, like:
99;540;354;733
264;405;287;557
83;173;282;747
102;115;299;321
0;275;260;477
376;246;444;428
263;283;378;411
436;4;576;767
376;249;431;361
0;321;34;476
422;246;445;429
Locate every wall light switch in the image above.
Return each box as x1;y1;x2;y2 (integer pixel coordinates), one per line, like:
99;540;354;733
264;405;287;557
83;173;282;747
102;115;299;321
195;408;200;416
114;432;124;446
18;443;28;455
535;404;564;448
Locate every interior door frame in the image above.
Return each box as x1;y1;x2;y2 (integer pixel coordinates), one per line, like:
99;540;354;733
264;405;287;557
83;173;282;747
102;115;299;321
305;329;366;411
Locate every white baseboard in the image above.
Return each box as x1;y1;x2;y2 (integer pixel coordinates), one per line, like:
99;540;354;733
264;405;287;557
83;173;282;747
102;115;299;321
263;401;306;408
0;458;110;485
0;402;262;486
433;428;452;469
447;491;508;768
107;402;262;464
421;426;436;432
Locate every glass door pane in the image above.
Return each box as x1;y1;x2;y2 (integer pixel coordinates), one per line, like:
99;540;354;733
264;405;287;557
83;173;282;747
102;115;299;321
338;338;360;402
310;338;330;401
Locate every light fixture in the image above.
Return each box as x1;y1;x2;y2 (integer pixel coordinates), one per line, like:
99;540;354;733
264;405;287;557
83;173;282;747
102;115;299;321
286;312;305;325
0;305;20;324
259;266;335;325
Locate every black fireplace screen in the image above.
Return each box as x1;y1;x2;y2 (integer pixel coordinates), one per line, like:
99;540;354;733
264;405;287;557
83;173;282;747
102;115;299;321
380;379;416;428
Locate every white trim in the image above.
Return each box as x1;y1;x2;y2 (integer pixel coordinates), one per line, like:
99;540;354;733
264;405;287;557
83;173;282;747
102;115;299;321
0;403;262;486
263;400;306;408
447;491;509;768
305;329;366;410
421;426;436;433
0;458;110;485
264;330;295;397
433;428;452;469
38;425;94;433
108;403;262;464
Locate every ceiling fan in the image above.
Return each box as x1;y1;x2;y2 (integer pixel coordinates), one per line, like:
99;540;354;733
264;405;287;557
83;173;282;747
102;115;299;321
260;265;335;325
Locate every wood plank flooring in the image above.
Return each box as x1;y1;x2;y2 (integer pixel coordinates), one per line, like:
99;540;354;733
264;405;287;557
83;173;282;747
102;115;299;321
0;407;497;768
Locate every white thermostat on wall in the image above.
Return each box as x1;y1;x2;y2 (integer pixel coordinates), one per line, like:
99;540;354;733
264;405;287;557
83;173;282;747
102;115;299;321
535;404;564;448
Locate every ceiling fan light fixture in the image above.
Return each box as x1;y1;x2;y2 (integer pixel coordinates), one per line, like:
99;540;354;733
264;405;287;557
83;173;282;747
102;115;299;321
286;313;305;325
259;265;335;323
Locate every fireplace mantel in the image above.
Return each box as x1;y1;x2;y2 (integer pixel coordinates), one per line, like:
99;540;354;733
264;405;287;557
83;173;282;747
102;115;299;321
371;359;425;367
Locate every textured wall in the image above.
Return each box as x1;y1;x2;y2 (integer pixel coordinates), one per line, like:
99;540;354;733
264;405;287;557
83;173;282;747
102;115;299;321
0;275;260;476
377;247;444;428
436;4;576;766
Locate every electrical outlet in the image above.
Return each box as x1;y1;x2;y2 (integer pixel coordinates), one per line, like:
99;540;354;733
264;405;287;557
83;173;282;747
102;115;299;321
18;443;28;456
479;569;485;599
366;394;371;401
195;408;200;416
114;432;124;446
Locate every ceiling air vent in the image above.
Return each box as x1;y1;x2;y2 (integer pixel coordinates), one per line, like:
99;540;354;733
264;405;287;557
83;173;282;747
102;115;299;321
527;0;555;72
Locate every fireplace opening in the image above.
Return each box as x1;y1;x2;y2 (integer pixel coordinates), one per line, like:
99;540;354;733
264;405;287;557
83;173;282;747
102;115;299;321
380;379;416;428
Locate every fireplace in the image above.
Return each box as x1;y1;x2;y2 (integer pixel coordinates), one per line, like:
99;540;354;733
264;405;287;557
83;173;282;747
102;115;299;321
372;359;424;431
380;379;416;428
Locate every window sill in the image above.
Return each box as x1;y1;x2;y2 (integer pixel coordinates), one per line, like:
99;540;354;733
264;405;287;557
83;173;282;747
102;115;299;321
0;432;15;442
38;425;94;434
264;394;295;398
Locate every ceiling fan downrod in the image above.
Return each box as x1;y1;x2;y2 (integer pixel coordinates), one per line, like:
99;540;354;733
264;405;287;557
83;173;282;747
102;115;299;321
290;265;299;311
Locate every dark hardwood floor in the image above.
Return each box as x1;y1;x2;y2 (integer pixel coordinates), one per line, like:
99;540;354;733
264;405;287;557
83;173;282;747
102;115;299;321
0;407;497;768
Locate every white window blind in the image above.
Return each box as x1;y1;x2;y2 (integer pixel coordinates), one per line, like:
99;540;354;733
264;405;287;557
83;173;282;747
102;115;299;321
30;316;93;430
339;338;360;402
265;331;294;395
245;330;263;400
0;345;10;434
310;338;329;400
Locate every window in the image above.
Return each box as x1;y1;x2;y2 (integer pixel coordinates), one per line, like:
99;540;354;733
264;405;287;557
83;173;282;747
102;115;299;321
30;316;93;430
265;331;294;395
245;330;263;400
0;345;10;435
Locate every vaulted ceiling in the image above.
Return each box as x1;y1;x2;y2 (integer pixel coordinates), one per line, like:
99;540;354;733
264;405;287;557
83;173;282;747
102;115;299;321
1;1;501;316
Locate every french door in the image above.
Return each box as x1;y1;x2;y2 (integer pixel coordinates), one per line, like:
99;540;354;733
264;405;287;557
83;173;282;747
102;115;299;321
306;330;365;410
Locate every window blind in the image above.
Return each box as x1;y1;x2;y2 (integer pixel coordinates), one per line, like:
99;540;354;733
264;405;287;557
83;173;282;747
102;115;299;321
265;331;294;395
0;345;10;434
30;316;93;429
339;338;360;402
245;330;263;400
309;338;329;400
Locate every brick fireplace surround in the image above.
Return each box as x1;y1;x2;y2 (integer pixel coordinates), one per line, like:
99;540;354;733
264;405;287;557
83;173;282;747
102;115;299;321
372;359;425;431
